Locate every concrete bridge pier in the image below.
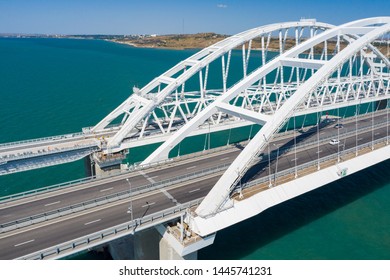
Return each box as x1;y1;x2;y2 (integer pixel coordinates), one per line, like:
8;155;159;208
155;223;216;260
84;150;129;178
106;222;215;260
107;228;160;260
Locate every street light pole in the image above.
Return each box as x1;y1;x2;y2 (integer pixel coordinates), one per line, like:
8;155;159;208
273;144;280;186
263;134;272;187
126;178;133;222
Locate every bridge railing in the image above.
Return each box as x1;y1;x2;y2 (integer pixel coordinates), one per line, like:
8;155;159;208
0;143;98;163
0;132;84;149
0;163;229;233
1;114;387;203
9;137;390;259
0;142;232;204
269;118;388;158
239;137;388;192
0;149;97;176
16;198;203;260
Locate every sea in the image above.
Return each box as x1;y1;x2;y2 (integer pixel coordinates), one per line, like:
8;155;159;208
0;37;389;260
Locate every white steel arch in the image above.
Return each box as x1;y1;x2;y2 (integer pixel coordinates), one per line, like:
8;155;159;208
141;17;390;217
92;20;334;149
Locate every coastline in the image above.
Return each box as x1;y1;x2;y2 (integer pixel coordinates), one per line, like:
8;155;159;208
106;39;188;50
106;38;281;52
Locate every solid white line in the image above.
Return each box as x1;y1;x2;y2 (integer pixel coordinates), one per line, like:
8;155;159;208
316;151;322;154
141;202;155;208
14;239;35;247
188;188;200;193
149;176;159;179
100;187;113;192
44;201;60;207
220;157;230;161
375;132;380;135
84;219;101;226
186;166;197;170
291;158;298;161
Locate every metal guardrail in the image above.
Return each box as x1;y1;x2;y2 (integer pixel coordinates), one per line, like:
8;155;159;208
240;136;388;191
0;149;98;176
16;198;203;260
276;118;388;155
0;142;98;162
0;163;229;233
0;144;233;203
11;137;390;260
0;132;84;149
1;113;387;203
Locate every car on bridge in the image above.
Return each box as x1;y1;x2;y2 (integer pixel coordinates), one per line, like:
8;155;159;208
329;139;340;145
334;124;344;129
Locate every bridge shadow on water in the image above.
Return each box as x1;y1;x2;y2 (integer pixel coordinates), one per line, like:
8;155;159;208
199;158;390;260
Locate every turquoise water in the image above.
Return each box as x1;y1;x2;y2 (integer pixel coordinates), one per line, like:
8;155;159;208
0;38;389;259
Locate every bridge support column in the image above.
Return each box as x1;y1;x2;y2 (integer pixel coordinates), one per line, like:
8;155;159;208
105;222;215;260
87;150;129;178
84;155;96;177
155;224;216;260
107;228;160;260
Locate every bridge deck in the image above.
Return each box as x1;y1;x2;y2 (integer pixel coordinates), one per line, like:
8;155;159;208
0;111;388;259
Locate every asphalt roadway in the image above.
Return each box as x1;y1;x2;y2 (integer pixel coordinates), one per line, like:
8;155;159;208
0;112;389;259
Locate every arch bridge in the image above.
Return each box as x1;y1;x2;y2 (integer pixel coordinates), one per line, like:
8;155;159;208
1;17;390;259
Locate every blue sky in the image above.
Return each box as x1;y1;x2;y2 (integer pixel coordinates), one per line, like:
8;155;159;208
0;0;389;35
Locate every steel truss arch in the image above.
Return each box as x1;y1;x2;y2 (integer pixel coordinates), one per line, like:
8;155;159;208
92;20;334;149
141;17;390;217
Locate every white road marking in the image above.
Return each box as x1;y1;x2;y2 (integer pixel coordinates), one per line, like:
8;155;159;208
186;166;197;170
220;157;230;161
291;158;298;161
84;219;101;226
14;239;35;247
189;188;200;193
44;201;61;207
149;176;159;179
316;151;322;153
358;138;363;141
160;189;180;205
100;187;113;192
375;132;380;135
142;202;155;208
138;171;156;184
320;132;326;134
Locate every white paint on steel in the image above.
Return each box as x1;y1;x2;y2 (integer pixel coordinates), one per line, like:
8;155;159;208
93;21;334;148
195;17;390;217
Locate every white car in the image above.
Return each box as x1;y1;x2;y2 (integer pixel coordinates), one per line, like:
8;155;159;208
329;139;340;145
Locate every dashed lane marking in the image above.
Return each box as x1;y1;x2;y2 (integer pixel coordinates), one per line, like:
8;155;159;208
188;188;200;193
44;201;61;207
14;239;35;247
84;219;101;226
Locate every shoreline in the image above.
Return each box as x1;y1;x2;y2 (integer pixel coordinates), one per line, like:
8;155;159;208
107;39;203;50
106;39;281;52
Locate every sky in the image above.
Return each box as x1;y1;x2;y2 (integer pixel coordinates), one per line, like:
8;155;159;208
0;0;389;35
